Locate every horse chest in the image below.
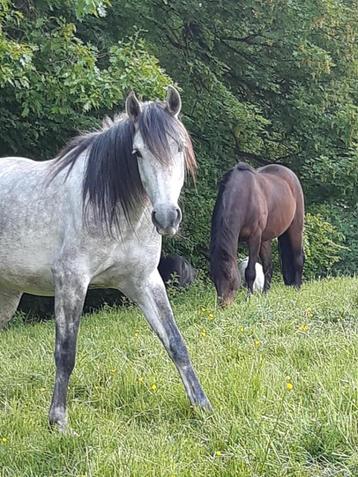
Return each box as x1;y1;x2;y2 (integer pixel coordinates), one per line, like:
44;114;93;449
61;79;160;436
88;228;161;288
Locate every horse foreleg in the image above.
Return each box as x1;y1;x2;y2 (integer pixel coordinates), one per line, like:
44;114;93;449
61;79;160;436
259;240;273;292
246;234;262;294
122;270;212;411
0;289;22;329
49;265;89;431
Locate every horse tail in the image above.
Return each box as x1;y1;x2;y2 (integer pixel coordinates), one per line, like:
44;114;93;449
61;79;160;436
278;231;295;285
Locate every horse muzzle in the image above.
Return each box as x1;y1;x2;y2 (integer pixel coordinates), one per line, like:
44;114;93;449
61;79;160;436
152;205;182;236
218;293;235;308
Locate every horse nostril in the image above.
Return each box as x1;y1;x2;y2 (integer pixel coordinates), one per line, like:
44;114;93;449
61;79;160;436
176;208;182;224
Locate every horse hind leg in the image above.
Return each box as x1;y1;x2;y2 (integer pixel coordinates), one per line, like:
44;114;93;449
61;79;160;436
289;227;305;288
278;224;304;288
278;232;295;285
0;289;22;329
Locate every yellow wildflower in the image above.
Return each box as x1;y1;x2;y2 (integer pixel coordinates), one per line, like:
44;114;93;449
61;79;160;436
287;382;293;391
215;450;222;457
150;383;157;392
1;437;7;443
200;329;207;337
254;339;261;348
304;308;313;319
208;313;214;320
298;323;309;333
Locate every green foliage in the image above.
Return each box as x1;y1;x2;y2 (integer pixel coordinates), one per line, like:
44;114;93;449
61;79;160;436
310;203;358;275
0;1;170;158
304;212;348;279
1;278;357;475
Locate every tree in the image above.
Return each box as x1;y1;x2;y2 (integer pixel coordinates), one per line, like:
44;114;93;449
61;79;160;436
0;0;171;158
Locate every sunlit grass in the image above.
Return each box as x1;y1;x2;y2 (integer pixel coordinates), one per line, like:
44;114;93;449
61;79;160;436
0;277;357;476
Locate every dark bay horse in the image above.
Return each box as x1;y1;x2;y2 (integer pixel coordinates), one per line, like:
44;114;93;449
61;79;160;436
210;162;304;306
0;87;211;431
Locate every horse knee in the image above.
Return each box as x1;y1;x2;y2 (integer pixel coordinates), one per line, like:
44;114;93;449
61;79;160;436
54;346;76;375
169;337;189;367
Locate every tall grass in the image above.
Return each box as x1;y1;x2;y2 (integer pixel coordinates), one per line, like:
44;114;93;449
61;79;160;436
0;277;357;476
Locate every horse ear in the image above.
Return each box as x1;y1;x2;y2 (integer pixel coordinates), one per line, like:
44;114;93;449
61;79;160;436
166;85;182;118
126;91;141;122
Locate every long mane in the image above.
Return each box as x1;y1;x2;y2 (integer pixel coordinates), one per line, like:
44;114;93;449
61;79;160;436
50;102;196;232
210;163;256;270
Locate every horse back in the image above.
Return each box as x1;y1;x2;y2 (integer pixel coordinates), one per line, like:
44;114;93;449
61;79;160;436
258;165;304;213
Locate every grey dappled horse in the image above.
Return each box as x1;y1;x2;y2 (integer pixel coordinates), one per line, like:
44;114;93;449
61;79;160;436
0;87;211;431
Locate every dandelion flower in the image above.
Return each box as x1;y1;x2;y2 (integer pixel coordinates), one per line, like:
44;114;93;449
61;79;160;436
200;329;207;337
215;450;222;457
287;382;293;391
150;383;157;392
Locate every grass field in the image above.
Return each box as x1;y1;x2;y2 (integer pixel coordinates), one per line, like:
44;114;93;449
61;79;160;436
0;277;357;477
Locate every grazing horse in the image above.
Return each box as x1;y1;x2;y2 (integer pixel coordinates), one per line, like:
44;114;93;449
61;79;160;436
0;86;211;431
210;162;304;306
158;255;197;288
238;257;264;292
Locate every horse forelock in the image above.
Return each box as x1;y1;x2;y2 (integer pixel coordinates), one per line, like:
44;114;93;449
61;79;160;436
49;101;195;234
138;102;196;179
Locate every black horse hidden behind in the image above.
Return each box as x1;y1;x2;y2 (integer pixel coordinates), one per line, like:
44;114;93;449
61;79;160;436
210;162;305;306
158;255;197;288
19;255;196;317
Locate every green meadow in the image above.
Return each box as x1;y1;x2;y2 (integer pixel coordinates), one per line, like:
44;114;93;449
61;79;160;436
0;277;357;477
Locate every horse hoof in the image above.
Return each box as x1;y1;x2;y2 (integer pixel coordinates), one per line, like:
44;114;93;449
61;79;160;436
195;397;213;413
49;420;78;436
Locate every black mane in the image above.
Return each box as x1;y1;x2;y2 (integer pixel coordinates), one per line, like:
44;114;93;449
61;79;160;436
210;163;255;268
50;102;196;233
210;170;235;264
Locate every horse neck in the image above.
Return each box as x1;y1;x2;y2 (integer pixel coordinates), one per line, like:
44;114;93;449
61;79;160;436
210;227;238;262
